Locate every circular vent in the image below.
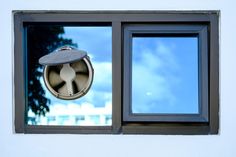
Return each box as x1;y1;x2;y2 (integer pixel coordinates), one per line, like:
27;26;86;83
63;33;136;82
43;57;94;100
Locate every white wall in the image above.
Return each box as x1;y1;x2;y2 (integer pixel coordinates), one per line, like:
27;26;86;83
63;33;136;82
0;0;236;157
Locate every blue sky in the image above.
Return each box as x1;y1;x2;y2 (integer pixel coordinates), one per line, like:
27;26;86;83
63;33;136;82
132;37;199;114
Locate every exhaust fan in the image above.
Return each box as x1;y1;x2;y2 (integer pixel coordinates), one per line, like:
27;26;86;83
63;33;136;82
39;46;94;100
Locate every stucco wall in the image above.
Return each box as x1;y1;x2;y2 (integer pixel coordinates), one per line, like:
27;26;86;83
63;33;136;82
0;0;236;157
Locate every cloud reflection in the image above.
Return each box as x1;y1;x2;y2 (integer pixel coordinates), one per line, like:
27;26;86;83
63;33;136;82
132;37;199;114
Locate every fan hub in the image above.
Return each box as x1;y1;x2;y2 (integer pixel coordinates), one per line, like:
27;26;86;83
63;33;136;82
60;63;76;96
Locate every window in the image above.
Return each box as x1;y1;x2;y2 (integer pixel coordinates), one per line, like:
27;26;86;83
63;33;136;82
123;25;208;120
14;11;219;134
26;25;112;127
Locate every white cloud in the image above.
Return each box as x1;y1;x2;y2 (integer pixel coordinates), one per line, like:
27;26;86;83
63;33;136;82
91;61;112;91
132;40;179;113
63;27;112;62
155;41;180;71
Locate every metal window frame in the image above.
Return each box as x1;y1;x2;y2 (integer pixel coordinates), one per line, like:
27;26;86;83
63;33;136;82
123;24;209;122
13;11;122;134
13;11;219;134
121;13;219;135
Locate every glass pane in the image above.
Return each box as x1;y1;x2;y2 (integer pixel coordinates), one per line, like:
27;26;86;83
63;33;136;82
27;25;112;126
132;37;198;114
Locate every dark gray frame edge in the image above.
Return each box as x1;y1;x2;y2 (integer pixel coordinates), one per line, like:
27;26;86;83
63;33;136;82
14;12;26;133
209;14;220;134
13;10;219;134
12;10;219;22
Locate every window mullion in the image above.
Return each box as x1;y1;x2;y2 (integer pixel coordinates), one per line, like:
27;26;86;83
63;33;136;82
112;21;122;133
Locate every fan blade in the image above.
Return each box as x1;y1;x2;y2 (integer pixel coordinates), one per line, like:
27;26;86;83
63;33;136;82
53;65;63;73
72;81;79;93
74;74;89;91
76;71;88;75
71;61;88;73
58;83;70;96
53;81;65;92
48;70;64;87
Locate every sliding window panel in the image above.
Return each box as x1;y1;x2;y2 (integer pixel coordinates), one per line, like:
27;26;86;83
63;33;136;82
123;24;209;122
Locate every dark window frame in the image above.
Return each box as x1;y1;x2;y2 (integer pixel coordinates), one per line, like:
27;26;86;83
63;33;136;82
14;11;219;134
123;24;209;122
14;12;122;134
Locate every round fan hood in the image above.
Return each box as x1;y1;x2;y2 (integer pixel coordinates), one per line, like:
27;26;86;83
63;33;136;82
39;46;94;100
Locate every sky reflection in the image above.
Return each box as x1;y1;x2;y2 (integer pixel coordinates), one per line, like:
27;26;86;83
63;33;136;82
132;37;199;114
